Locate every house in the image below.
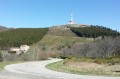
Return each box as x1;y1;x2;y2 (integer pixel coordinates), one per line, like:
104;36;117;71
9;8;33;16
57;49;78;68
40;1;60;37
20;45;30;52
9;45;30;54
10;47;20;52
9;47;21;54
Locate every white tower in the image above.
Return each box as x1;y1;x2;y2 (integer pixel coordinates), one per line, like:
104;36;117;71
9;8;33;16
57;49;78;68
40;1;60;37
68;13;76;24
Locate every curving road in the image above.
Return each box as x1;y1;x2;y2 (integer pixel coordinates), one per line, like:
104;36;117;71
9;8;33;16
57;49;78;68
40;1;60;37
0;58;120;79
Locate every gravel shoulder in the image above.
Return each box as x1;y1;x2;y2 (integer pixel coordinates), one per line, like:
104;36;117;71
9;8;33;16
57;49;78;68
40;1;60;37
0;58;120;79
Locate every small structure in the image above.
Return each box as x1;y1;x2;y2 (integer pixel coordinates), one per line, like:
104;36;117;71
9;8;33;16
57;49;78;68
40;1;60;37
20;45;30;52
68;13;76;24
9;45;30;55
10;47;20;52
9;47;21;54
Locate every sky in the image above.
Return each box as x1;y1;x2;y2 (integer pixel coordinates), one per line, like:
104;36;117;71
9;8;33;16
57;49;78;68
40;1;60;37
0;0;120;31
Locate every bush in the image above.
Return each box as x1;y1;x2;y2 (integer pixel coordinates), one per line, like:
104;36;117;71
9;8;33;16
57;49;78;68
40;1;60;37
60;37;120;58
0;52;3;62
67;56;77;61
93;57;120;65
38;51;49;60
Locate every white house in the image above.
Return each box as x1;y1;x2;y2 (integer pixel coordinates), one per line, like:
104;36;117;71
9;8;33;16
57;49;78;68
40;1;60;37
10;47;20;52
20;45;30;52
9;47;21;54
9;45;30;54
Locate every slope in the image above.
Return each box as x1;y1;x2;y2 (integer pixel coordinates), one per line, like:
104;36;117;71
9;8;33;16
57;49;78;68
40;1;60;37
0;25;11;32
36;25;93;51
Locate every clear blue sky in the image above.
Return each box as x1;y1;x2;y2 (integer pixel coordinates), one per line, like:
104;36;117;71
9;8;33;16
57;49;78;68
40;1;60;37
0;0;120;31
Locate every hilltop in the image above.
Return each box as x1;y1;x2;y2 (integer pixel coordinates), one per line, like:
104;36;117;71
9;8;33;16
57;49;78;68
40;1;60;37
0;25;11;32
47;24;89;36
38;24;92;51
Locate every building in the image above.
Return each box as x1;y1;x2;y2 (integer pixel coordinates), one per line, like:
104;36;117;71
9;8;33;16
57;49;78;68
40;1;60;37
20;45;30;52
10;47;20;52
9;45;30;54
9;47;21;54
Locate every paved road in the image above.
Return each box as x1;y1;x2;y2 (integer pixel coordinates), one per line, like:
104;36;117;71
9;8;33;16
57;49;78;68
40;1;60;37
0;70;54;79
0;58;120;79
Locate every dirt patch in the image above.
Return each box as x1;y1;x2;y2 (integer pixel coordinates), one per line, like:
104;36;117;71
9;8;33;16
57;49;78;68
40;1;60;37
65;60;103;69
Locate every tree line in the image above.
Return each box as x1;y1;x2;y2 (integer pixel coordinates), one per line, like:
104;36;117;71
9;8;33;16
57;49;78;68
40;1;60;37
70;25;120;40
0;28;48;49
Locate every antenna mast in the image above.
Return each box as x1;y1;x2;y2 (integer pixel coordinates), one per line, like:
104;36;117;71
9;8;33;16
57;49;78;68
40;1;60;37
68;13;76;24
71;13;73;22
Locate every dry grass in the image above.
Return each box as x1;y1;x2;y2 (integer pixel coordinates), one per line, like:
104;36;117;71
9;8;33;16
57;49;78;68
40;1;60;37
47;60;120;77
47;26;77;37
65;60;103;69
65;60;120;75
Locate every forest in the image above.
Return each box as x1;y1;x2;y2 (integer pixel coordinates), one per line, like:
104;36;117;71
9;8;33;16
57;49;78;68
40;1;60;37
70;25;120;40
0;28;48;49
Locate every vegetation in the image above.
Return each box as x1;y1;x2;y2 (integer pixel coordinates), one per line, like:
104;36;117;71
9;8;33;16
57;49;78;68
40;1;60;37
20;44;49;61
0;25;10;32
17;25;93;61
0;24;120;77
18;35;93;61
59;37;120;58
70;25;120;40
39;35;93;50
48;26;76;37
47;58;120;77
0;28;48;49
46;25;120;76
0;52;3;62
47;36;120;76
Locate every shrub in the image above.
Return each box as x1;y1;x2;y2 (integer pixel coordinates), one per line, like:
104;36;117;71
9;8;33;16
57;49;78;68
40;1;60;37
38;51;49;60
68;56;77;61
0;52;3;62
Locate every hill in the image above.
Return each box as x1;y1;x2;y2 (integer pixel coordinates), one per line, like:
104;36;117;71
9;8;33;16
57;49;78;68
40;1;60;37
1;24;119;61
0;25;11;32
37;24;93;50
23;25;93;60
47;25;77;37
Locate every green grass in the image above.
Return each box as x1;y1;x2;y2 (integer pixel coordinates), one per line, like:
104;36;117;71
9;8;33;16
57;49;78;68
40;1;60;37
39;35;93;50
46;60;120;77
43;26;93;50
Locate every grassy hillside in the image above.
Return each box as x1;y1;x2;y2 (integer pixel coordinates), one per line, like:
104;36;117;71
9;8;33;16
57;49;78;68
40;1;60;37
47;26;77;37
37;25;93;50
0;28;48;48
38;35;93;50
